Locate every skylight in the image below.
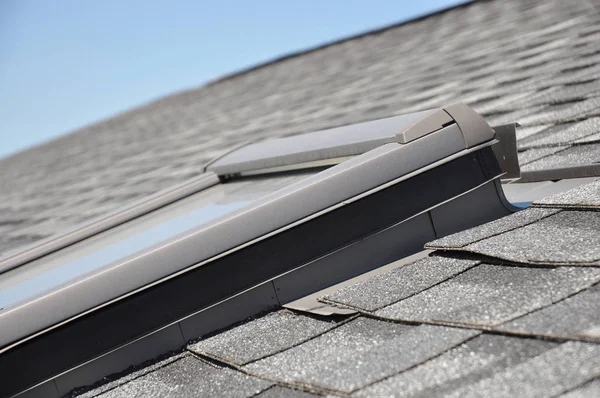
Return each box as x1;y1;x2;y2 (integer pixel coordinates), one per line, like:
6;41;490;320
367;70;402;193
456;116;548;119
0;103;520;398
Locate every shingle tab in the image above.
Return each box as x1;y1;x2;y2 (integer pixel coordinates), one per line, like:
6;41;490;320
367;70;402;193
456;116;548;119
188;310;340;366
445;341;600;398
497;283;600;341
518;123;575;149
517;146;569;166
520;118;600;148
465;211;600;266
515;125;551;141
356;334;557;397
92;355;272;398
254;386;319;398
74;354;186;398
518;80;600;108
534;178;600;209
320;256;479;312
560;379;600;398
244;318;479;393
574;131;600;145
517;97;600;126
374;264;600;326
426;208;560;250
521;143;600;172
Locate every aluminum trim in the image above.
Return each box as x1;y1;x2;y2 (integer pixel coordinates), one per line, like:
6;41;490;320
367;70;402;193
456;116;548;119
0;173;221;275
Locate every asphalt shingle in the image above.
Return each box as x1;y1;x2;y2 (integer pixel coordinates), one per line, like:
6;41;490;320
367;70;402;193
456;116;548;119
519;118;600;148
534;178;600;209
74;354;187;398
560;379;600;398
90;355;272;398
188;310;341;366
374;264;600;326
355;334;557;398
521;143;600;172
464;211;600;266
444;341;600;398
254;386;320;398
497;282;600;341
426;207;560;250
244;318;479;393
517;97;600;126
517;145;569;166
320;256;479;312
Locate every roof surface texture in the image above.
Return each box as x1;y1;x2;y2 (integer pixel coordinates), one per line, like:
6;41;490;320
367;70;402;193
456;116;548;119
3;0;600;396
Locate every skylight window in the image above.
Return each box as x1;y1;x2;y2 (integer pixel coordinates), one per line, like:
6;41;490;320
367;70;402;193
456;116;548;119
0;103;520;398
0;172;310;314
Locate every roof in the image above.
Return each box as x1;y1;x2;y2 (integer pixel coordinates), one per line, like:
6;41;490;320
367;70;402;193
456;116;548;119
2;0;600;396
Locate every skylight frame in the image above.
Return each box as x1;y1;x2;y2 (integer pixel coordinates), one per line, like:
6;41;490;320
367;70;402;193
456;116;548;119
0;103;517;397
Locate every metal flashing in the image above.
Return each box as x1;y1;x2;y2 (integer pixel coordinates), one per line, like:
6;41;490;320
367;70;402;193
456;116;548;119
491;123;521;181
519;164;600;183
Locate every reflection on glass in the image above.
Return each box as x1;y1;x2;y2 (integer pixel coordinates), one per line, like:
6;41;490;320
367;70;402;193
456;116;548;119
0;172;312;311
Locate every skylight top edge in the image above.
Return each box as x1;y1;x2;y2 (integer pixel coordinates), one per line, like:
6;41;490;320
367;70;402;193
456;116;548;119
207;103;495;176
0;122;492;352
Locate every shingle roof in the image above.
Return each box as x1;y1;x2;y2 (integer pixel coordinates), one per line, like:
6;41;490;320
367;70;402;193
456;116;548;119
1;0;598;256
3;0;600;396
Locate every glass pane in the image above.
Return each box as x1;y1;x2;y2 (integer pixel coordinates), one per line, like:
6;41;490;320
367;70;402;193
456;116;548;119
0;172;313;311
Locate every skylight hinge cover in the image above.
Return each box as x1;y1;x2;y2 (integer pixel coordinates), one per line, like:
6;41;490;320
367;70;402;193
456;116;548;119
396;102;496;150
395;109;453;143
443;102;496;148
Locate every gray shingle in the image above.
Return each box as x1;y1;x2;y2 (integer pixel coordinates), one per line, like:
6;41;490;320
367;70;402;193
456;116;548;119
374;264;600;326
188;310;340;366
520;118;600;148
518;97;600;126
482;106;543;127
517;80;600;108
93;355;272;398
518;123;576;149
497;283;600;341
74;354;186;398
426;208;560;250
244;318;479;393
445;341;600;398
515;124;551;141
517;146;569;166
574;131;600;145
560;379;600;398
355;334;557;398
521;142;600;171
465;211;600;266
320;256;479;312
254;386;320;398
534;178;600;209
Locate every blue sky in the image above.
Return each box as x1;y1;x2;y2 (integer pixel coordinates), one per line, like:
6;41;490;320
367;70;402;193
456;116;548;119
0;0;462;158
